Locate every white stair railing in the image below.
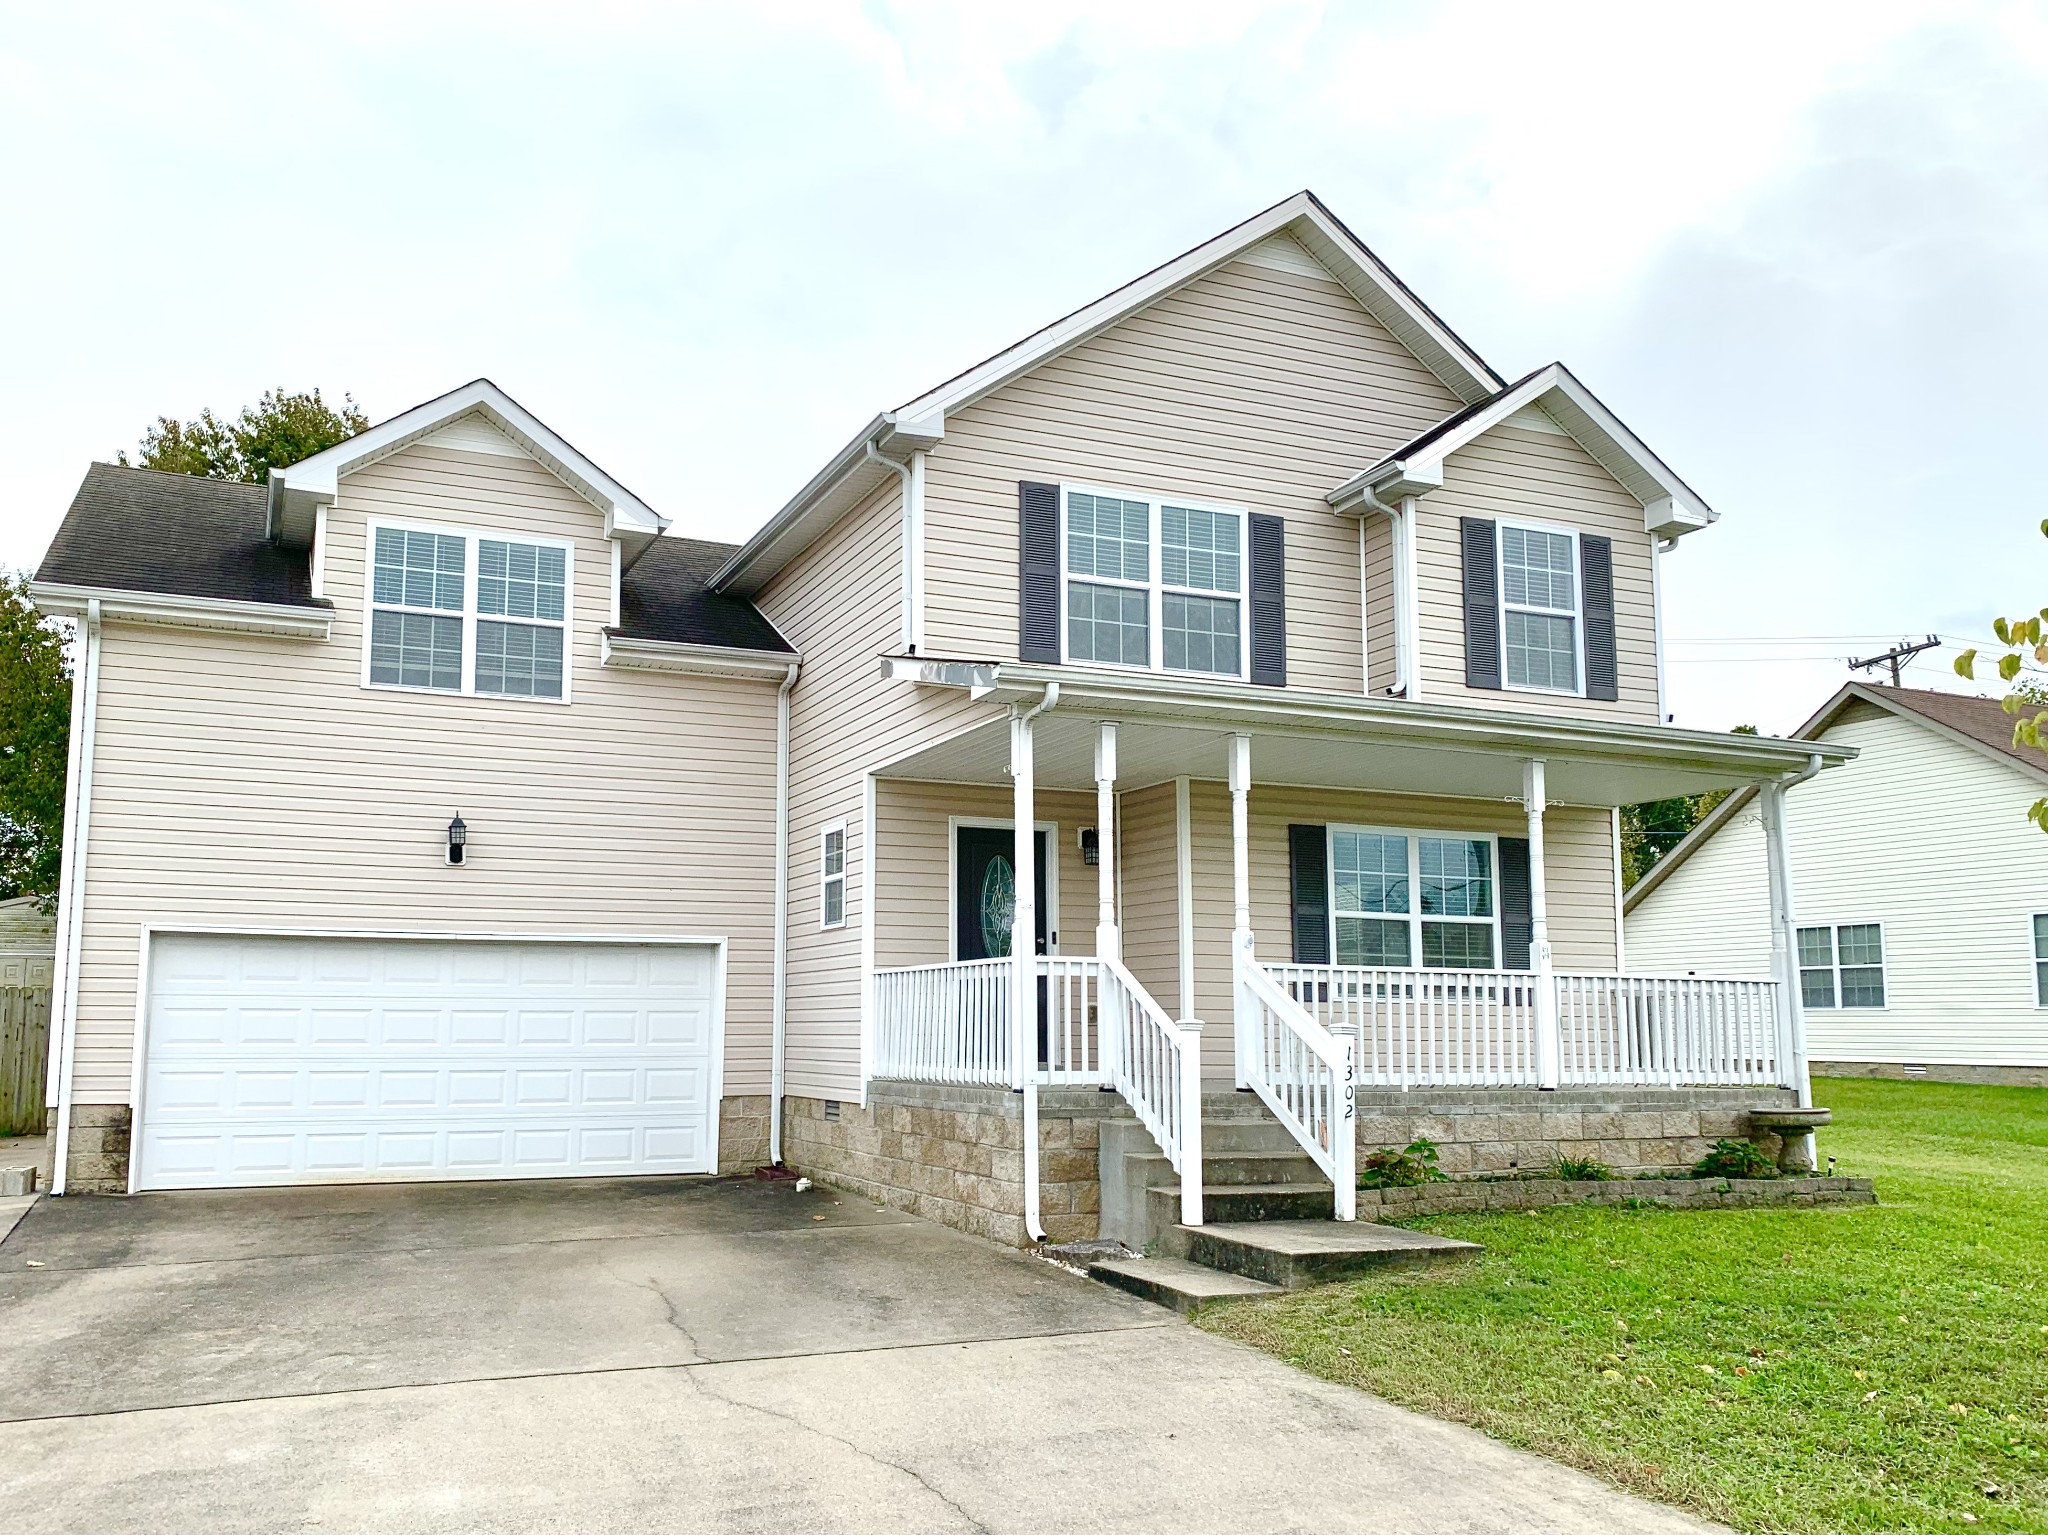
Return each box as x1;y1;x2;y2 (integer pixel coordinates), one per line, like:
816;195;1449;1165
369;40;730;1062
1237;947;1356;1220
1096;955;1205;1228
1556;973;1783;1087
1268;963;1541;1087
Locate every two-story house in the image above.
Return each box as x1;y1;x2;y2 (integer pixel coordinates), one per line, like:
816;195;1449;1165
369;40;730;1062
33;193;1849;1270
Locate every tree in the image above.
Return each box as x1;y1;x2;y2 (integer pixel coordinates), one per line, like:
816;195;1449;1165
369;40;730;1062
0;573;73;904
1620;725;1759;888
1953;518;2048;834
118;387;368;484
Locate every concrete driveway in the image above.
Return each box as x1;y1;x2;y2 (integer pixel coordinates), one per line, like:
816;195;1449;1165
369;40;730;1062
0;1176;1721;1534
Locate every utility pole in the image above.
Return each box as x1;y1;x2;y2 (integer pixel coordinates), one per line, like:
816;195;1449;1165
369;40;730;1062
1848;634;1940;686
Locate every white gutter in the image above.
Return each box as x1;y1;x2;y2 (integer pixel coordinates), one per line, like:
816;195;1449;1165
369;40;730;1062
47;598;102;1195
768;660;800;1164
600;633;799;681
29;583;333;640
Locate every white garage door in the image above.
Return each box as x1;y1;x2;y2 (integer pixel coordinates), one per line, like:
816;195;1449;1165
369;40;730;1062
137;934;721;1191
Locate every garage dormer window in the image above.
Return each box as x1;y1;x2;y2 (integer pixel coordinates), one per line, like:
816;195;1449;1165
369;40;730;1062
364;521;574;703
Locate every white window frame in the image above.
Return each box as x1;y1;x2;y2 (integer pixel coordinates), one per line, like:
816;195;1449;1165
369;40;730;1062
820;821;848;930
1796;920;1888;1010
2031;912;2048;1008
360;516;575;705
1497;517;1585;698
1058;483;1250;683
1326;823;1503;971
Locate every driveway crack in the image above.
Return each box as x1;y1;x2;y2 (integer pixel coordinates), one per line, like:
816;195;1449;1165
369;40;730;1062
606;1265;708;1365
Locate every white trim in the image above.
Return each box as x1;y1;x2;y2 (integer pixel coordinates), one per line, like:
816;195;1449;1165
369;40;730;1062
601;633;799;680
30;582;332;640
1652;536;1672;722
1795;919;1889;1012
1357;516;1370;695
1397;497;1422;698
858;773;876;1106
359;517;576;706
1060;482;1252;684
1496;516;1587;699
46;599;99;1195
1325;822;1505;969
904;451;928;653
769;662;798;1163
127;924;730;1192
311;506;330;599
1175;776;1195;1018
945;817;1062;963
820;821;849;930
610;539;622;630
1611;805;1627;973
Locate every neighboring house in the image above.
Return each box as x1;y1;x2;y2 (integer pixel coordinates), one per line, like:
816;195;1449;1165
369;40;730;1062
1627;683;2048;1086
33;192;1849;1251
0;896;56;988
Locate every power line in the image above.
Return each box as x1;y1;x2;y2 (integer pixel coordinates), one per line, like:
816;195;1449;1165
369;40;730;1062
1848;635;1942;686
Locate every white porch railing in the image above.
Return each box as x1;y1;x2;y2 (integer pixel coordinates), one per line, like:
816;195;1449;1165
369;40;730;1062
872;957;1014;1085
1267;964;1541;1087
1237;946;1357;1219
1556;973;1782;1087
1265;963;1787;1090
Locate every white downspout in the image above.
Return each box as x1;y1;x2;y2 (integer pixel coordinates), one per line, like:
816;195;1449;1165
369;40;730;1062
1525;759;1559;1090
1762;752;1826;1113
1013;683;1057;1243
1653;536;1676;723
1356;486;1421;699
768;660;800;1165
48;597;102;1195
864;441;925;656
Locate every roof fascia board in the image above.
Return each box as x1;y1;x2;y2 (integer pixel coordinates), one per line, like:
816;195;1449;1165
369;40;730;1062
600;632;800;681
708;411;907;596
30;582;334;639
267;380;669;549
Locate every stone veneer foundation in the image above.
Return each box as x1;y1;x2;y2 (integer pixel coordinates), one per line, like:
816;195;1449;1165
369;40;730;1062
1356;1173;1876;1218
1817;1060;2048;1089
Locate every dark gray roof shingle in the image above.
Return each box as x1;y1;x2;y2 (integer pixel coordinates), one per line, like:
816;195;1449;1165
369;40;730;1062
615;535;793;652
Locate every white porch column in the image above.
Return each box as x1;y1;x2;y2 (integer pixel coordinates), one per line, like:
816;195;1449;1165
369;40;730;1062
1760;778;1813;1109
1229;733;1254;1087
1094;722;1119;962
1525;759;1561;1090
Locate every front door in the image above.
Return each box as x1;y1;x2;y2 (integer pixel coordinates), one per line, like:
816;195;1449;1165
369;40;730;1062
955;825;1051;962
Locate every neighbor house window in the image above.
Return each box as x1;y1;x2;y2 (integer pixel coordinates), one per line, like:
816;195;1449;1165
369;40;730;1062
1063;486;1245;678
2034;914;2048;1006
364;523;573;701
821;823;847;929
1330;827;1496;969
1798;923;1886;1008
1500;523;1579;693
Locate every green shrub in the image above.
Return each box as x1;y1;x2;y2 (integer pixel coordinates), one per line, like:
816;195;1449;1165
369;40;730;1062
1551;1154;1613;1181
1358;1137;1449;1189
1693;1138;1779;1180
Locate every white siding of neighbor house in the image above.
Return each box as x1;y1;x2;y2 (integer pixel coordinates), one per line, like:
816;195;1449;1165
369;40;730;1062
1626;703;2048;1067
65;440;784;1106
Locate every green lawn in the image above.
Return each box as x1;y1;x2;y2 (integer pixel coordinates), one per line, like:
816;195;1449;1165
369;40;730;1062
1200;1078;2048;1533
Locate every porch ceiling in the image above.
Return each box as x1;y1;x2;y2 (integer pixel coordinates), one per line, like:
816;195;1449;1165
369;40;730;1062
876;665;1850;806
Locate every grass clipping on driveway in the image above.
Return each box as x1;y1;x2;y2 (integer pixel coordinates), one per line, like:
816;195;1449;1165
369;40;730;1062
1200;1079;2048;1534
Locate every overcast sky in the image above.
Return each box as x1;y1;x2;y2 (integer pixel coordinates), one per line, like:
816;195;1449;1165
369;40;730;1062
3;2;2044;735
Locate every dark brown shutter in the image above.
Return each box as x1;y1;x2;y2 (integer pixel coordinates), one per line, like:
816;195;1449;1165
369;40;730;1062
1498;836;1532;970
1248;512;1287;686
1288;824;1330;964
1580;534;1618;701
1018;481;1061;662
1461;516;1501;689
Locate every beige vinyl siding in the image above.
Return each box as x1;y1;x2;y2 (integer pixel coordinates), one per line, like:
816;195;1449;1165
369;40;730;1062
1362;513;1396;694
1117;781;1183;1015
1415;425;1660;722
921;257;1465;692
754;478;996;1100
873;781;1098;967
1627;704;2048;1067
67;443;781;1104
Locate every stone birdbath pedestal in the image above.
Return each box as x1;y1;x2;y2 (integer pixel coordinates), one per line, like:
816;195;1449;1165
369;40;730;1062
1747;1107;1833;1174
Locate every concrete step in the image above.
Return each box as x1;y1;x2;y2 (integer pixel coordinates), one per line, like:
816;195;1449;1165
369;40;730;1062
1165;1220;1481;1289
1148;1180;1335;1226
1126;1148;1328;1189
1087;1254;1282;1315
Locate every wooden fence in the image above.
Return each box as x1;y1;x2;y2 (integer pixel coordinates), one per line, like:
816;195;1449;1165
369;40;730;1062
0;984;52;1138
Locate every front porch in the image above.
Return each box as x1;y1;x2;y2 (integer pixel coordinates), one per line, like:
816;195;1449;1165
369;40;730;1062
843;670;1845;1245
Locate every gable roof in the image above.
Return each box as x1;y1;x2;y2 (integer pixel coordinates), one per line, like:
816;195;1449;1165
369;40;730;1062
1325;362;1716;540
710;189;1507;597
1623;682;2048;912
266;379;669;561
36;463;322;609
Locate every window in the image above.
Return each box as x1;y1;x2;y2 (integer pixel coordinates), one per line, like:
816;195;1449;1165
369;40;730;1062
1797;923;1886;1008
1330;827;1496;969
821;823;847;929
2034;914;2048;1006
1062;486;1245;678
1500;523;1580;693
364;523;572;701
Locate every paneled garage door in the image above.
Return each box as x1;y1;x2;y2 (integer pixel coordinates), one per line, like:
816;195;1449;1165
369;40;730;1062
137;934;721;1191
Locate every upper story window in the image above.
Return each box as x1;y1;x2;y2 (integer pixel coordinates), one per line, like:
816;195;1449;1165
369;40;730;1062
1329;826;1497;969
365;521;573;702
1500;523;1581;693
1063;486;1246;679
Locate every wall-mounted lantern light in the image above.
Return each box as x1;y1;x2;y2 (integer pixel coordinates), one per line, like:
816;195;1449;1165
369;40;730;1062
1079;827;1099;867
447;814;468;866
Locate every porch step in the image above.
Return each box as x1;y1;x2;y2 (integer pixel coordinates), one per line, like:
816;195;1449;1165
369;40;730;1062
1086;1254;1281;1315
1165;1220;1481;1290
1147;1179;1334;1226
1127;1148;1327;1188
